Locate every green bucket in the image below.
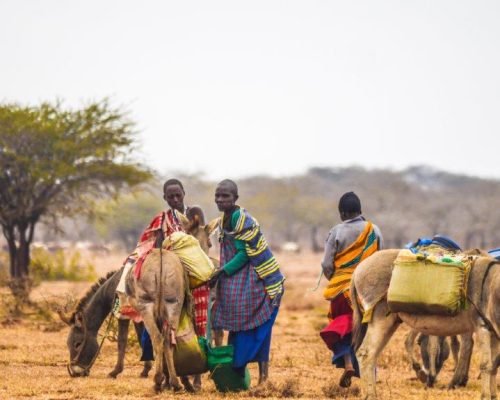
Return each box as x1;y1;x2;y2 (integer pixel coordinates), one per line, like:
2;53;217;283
206;343;250;392
204;293;251;392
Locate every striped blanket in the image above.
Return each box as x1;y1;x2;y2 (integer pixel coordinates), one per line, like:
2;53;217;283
323;221;378;302
220;208;284;302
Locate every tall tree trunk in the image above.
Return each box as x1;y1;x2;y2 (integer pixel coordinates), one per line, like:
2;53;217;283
311;226;322;253
7;223;33;310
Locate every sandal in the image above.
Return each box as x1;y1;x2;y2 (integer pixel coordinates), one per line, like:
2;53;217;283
339;369;355;388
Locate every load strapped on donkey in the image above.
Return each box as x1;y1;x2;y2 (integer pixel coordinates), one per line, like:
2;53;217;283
387;237;472;316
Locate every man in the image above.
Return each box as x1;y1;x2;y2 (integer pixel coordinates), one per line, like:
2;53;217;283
320;191;383;388
209;179;284;384
116;179;211;358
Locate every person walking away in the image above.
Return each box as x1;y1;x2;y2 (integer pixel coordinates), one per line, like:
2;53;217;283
320;192;383;387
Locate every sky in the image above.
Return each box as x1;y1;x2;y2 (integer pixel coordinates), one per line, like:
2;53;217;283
1;1;499;180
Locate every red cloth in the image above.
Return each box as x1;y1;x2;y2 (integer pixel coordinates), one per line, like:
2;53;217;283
192;284;209;336
320;293;353;350
127;207;210;337
133;209;184;279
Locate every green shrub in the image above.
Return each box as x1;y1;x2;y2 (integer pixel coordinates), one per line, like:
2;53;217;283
30;248;97;282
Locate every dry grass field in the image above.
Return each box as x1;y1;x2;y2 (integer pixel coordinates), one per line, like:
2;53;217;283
0;251;487;399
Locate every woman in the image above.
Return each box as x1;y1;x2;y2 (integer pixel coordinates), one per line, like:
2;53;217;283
209;179;284;384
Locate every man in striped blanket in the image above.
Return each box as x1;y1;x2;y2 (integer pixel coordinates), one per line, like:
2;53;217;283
320;192;383;388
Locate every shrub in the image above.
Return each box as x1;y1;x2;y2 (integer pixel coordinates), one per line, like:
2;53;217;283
30;248;97;282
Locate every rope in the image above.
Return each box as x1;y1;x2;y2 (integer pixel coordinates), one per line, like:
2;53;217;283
466;259;500;340
307;269;324;292
83;309;115;373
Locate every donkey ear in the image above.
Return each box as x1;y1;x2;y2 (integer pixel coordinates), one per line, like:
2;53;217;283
57;309;71;325
177;212;191;231
74;312;84;328
205;218;220;235
191;214;201;230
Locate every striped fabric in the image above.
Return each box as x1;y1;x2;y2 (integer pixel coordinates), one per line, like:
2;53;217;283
192;283;209;336
132;209;186;278
213;234;274;332
219;209;284;302
323;221;378;301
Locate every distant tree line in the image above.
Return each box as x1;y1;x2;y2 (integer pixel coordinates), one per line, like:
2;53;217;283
75;166;500;253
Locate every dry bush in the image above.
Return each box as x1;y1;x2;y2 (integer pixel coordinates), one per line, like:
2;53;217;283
322;382;360;398
248;379;302;398
279;378;302;398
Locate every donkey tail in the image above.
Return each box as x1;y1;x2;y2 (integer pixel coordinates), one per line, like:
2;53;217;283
154;250;168;332
351;278;367;352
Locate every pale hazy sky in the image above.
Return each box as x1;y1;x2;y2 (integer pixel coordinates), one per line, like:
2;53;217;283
1;1;499;179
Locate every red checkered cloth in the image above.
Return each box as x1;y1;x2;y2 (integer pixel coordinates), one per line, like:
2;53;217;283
192;283;209;336
126;207;210;336
132;209;185;279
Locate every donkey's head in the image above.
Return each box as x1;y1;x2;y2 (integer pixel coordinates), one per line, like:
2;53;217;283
179;206;219;255
59;309;99;377
58;272;116;377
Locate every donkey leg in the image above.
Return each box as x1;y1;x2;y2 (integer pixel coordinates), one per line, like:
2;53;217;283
357;303;400;400
108;318;130;378
180;376;196;393
192;374;202;392
449;333;473;389
426;336;440;387
450;335;460;369
477;326;494;400
489;336;499;400
140;309;165;392
163;327;182;391
404;330;422;378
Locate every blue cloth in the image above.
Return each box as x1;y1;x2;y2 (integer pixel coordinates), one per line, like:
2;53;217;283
432;235;461;251
331;333;360;377
228;306;279;369
406;235;461;253
140;328;154;362
488;248;500;260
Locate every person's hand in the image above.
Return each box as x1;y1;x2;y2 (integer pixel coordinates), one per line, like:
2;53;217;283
208;269;224;288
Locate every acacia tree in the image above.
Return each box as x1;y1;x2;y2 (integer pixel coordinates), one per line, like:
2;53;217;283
0;101;152;302
94;190;163;252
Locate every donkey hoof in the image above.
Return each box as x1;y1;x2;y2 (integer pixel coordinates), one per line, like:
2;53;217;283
154;383;163;393
193;382;202;392
417;370;427;384
108;369;121;379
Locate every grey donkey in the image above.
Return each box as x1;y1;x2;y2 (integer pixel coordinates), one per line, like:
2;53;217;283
405;330;474;388
351;249;500;400
59;268;153;378
125;212;219;392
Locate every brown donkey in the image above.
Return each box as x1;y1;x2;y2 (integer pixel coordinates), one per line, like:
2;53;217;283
351;249;500;400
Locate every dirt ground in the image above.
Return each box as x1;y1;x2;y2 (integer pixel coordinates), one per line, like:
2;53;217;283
0;251;486;399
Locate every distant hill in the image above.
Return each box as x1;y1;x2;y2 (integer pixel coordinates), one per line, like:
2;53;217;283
36;166;500;252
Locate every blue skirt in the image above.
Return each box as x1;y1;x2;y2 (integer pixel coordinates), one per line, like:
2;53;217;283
331;333;360;377
228;306;279;368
